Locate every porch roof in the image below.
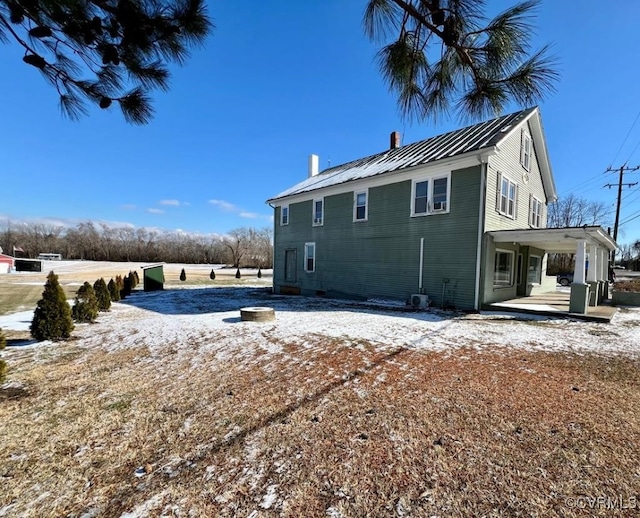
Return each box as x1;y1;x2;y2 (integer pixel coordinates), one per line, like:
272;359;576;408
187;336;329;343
488;226;616;253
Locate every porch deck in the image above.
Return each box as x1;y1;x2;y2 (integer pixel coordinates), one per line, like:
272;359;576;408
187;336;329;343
483;289;618;323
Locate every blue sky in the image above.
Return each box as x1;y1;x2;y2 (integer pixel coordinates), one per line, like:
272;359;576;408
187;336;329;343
1;0;640;245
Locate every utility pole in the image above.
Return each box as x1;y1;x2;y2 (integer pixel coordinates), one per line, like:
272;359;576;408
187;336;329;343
605;163;639;263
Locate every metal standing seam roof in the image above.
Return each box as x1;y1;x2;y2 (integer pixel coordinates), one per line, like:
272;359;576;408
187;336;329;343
268;107;538;202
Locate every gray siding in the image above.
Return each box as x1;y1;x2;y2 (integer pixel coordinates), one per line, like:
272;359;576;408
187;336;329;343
485;120;548;231
273;166;483;310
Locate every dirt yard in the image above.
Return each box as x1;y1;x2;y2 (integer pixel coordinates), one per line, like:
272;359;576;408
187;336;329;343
1;262;639;517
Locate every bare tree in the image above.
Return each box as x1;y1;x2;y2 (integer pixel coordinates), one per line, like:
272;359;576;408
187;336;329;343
547;194;611;228
222;228;251;268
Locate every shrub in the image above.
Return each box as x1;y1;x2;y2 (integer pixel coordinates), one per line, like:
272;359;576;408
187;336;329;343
93;278;111;312
210;269;216;280
0;328;5;349
180;268;186;281
129;270;139;290
108;278;120;302
120;274;132;299
72;282;99;323
235;268;241;279
257;268;262;279
31;271;74;341
133;270;140;285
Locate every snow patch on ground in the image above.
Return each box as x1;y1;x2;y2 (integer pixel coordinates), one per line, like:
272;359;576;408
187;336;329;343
1;286;639;361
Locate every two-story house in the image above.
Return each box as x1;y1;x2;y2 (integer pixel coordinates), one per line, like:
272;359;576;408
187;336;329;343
267;107;616;314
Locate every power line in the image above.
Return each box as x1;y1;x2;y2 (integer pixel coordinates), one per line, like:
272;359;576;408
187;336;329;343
605;164;640;261
610;108;640;166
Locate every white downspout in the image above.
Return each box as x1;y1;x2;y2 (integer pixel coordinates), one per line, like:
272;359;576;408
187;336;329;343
419;237;424;293
474;160;488;311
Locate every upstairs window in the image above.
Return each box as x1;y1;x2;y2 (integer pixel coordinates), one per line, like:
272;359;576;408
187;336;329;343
354;191;368;221
497;173;517;219
432;177;448;211
280;205;289;226
313;199;324;226
529;196;542;228
304;242;316;272
521;131;532;171
411;174;450;216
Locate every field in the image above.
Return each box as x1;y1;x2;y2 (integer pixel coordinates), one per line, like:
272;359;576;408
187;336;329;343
1;262;640;517
0;260;269;319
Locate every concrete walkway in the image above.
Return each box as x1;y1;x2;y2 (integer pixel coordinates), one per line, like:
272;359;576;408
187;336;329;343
484;290;618;322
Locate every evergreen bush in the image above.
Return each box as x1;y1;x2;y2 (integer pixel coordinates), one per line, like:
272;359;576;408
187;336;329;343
180;268;186;281
108;278;120;302
133;270;140;285
72;282;99;323
209;269;216;280
235;268;241;279
120;274;132;299
93;278;112;312
257;268;262;279
129;270;138;289
31;271;74;341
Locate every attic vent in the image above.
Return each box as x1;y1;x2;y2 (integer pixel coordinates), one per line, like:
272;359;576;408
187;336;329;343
500;125;512;133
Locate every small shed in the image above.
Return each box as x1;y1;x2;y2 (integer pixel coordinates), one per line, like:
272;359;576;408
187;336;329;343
0;254;14;274
14;258;42;272
141;264;164;291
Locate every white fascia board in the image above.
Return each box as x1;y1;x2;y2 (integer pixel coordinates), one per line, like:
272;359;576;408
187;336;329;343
268;151;493;207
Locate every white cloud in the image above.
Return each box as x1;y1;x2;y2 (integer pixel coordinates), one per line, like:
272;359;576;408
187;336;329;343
159;199;181;207
239;212;258;219
147;208;164;214
208;199;238;212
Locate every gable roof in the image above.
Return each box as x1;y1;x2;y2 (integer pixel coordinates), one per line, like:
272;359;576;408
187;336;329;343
268;107;556;203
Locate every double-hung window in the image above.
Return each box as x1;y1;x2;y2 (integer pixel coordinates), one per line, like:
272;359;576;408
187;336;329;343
521;131;532;171
497;173;517;219
313;199;324;226
494;250;514;287
354;190;368;221
529;196;542;228
280;205;289;226
304;242;316;272
411;173;450;216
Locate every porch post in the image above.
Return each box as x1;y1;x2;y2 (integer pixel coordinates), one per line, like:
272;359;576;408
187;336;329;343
587;245;599;306
569;239;589;314
598;248;607;302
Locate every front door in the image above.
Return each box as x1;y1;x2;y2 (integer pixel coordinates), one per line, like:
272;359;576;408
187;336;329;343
284;249;297;283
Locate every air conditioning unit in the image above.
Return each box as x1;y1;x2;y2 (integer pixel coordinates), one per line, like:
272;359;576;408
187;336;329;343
410;294;430;308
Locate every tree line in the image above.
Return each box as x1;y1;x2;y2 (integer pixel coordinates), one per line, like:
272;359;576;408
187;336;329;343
0;221;273;268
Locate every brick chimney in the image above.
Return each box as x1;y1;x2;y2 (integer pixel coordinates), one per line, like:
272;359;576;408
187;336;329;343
390;131;401;150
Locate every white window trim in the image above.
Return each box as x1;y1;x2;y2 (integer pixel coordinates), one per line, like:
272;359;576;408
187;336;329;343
497;172;518;219
410;172;451;217
280;205;289;226
312;198;324;226
353;189;368;222
304;242;316;273
527;254;542;285
494;249;515;287
521;130;532;171
529;195;542;228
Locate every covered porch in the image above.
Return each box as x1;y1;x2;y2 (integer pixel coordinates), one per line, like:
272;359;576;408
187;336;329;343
485;289;617;322
486;226;617;318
